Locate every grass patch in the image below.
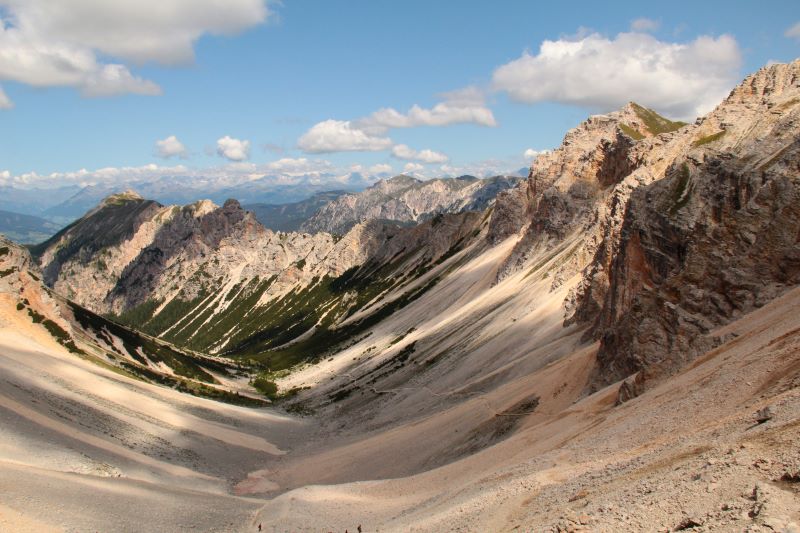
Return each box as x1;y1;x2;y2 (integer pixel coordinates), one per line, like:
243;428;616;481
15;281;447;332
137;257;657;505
251;373;279;399
669;163;694;215
692;130;726;148
619;123;645;140
630;102;687;135
22;305;84;354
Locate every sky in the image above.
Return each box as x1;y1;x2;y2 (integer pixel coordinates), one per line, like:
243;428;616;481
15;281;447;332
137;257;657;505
0;0;798;195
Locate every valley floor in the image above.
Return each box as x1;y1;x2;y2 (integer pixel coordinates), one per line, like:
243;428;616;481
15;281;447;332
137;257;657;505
1;284;799;531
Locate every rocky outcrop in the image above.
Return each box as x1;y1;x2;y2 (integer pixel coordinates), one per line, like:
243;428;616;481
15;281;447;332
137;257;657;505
301;174;520;235
486;60;800;399
585;61;800;391
492;102;689;284
486;181;530;244
0;235;35;296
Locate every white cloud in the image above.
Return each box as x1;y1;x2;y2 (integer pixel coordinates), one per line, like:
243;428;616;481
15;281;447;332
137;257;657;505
785;22;800;40
356;87;496;134
297;120;393;153
523;148;550;159
155;135;188;159
81;64;161;97
368;163;393;174
439;155;530;178
0;158;386;192
263;157;333;175
0;0;269;65
403;162;424;174
0;163;189;187
630;18;659;32
0;85;12;109
492;31;741;119
0;0;269;102
298;86;496;155
216;136;251;161
391;144;449;164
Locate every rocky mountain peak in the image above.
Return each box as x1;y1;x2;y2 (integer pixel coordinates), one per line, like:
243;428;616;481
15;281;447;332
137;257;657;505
99;189;145;207
223;198;242;210
186;199;218;216
724;59;799;106
371;174;423;195
301;175;521;235
613;102;688;139
384;174;420;185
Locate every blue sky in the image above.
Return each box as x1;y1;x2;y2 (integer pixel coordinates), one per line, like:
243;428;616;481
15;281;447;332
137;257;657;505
0;0;798;193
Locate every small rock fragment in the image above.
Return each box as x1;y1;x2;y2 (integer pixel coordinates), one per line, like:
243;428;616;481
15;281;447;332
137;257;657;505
755;406;773;423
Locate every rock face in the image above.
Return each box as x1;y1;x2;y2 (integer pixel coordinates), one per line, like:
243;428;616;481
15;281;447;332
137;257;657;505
584;61;800;391
490;60;800;398
301;174;520;235
0;235;35;296
490;101;690;290
33;194;380;316
32;187;486;358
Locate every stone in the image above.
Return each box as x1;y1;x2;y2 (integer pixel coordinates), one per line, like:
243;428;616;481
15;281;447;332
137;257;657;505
755;406;773;424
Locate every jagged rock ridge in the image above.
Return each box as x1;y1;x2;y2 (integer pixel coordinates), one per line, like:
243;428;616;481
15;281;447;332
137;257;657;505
488;60;800;398
32;189;489;366
301;174;521;234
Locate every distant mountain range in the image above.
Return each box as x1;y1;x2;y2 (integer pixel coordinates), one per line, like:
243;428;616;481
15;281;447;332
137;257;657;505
300;174;522;234
0;209;61;244
243;190;349;232
35;176;373;223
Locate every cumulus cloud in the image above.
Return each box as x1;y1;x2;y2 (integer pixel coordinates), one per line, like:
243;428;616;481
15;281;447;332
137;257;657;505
439;156;530;178
81;64;161;97
391;144;449;164
403;162;425;174
155;135;188;159
492;31;742;119
630;18;659;32
216;136;251;161
298;87;496;155
262;157;333;175
0;163;189;187
0;0;269;102
524;148;550;159
356;87;496;134
785;22;800;40
297;120;393;153
0;157;388;193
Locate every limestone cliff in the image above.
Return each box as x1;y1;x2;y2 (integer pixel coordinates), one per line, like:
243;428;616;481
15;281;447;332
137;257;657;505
489;59;800;399
585;61;800;395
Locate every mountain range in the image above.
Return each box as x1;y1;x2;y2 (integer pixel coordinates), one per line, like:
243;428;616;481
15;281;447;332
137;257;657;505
1;59;799;532
0;209;61;244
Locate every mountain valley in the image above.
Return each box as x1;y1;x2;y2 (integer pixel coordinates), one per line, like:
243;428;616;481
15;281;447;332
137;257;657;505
1;60;799;532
